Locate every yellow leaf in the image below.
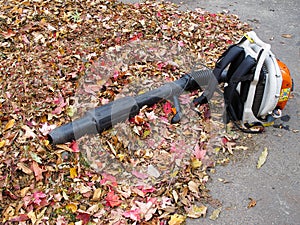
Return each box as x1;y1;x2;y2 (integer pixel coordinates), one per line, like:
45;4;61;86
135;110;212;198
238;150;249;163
117;153;125;161
168;214;186;225
66;203;78;213
187;205;207;218
0;140;5;148
27;210;37;224
257;147;268;169
20;186;31;197
70;167;77;179
191;158;202;169
40;115;47;123
43;140;49;146
209;207;222;220
4;119;15;131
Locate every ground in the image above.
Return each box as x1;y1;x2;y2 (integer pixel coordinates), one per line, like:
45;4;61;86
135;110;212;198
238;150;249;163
124;0;300;224
1;0;299;224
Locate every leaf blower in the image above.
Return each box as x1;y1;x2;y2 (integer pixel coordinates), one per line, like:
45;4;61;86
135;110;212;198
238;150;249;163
48;31;293;144
213;31;293;132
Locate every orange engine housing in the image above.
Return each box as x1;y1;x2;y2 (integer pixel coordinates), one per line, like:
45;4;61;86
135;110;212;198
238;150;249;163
276;59;293;110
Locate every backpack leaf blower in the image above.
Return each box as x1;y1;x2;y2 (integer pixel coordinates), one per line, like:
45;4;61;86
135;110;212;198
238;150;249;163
48;31;293;144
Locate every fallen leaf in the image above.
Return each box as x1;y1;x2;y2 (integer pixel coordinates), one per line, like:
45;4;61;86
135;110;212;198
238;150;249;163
33;191;47;205
188;181;199;193
163;101;173;117
8;214;29;222
193;143;206;160
191;158;202;169
247;198;257;208
92;188;102;201
21;125;37;139
132;170;149;179
70;141;80;153
4;119;15;131
1;29;16;39
168;214;186;225
187;205;207;218
105;190;122;207
66;203;78;213
76;212;90;225
123;208;141;221
31;161;45;181
70;167;77;179
39;123;56;136
27;211;37;224
281;34;293;38
135;200;157;221
209;207;222;220
172;190;179;203
30;152;42;164
257;147;268;169
17;162;33;175
147;164;160;178
0;140;5;148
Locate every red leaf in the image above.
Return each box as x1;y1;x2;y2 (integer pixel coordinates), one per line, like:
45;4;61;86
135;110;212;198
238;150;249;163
194;143;206;160
33;191;46;205
69;141;80;152
9;214;29;222
163;101;172;117
100;173;118;187
76;212;90;225
221;137;229;145
137;185;156;195
132;170;149;179
105;190;122;207
1;29;16;39
123;208;141;221
31;161;45;181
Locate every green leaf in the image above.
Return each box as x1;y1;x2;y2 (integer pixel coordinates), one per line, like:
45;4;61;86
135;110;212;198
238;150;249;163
30;152;42;164
66;105;77;117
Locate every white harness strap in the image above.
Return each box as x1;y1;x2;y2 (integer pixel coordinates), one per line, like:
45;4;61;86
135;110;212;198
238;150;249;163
238;31;282;124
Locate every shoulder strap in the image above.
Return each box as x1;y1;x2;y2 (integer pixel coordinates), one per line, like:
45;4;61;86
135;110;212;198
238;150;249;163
213;45;245;82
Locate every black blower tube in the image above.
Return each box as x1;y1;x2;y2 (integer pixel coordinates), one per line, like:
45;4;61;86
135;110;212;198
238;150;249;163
48;71;216;145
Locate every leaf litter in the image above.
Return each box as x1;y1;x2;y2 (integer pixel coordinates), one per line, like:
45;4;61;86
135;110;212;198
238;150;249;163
0;0;252;224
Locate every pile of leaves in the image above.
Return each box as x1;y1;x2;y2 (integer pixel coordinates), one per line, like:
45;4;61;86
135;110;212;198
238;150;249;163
0;0;251;224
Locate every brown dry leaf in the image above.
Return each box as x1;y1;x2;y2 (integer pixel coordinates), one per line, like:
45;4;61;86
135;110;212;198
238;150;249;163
281;34;293;38
92;188;102;201
188;181;199;193
172;190;179;203
247;198;257;208
20;187;31;197
17;162;33;175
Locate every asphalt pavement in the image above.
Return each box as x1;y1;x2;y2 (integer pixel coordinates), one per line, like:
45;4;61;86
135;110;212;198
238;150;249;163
121;0;300;224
